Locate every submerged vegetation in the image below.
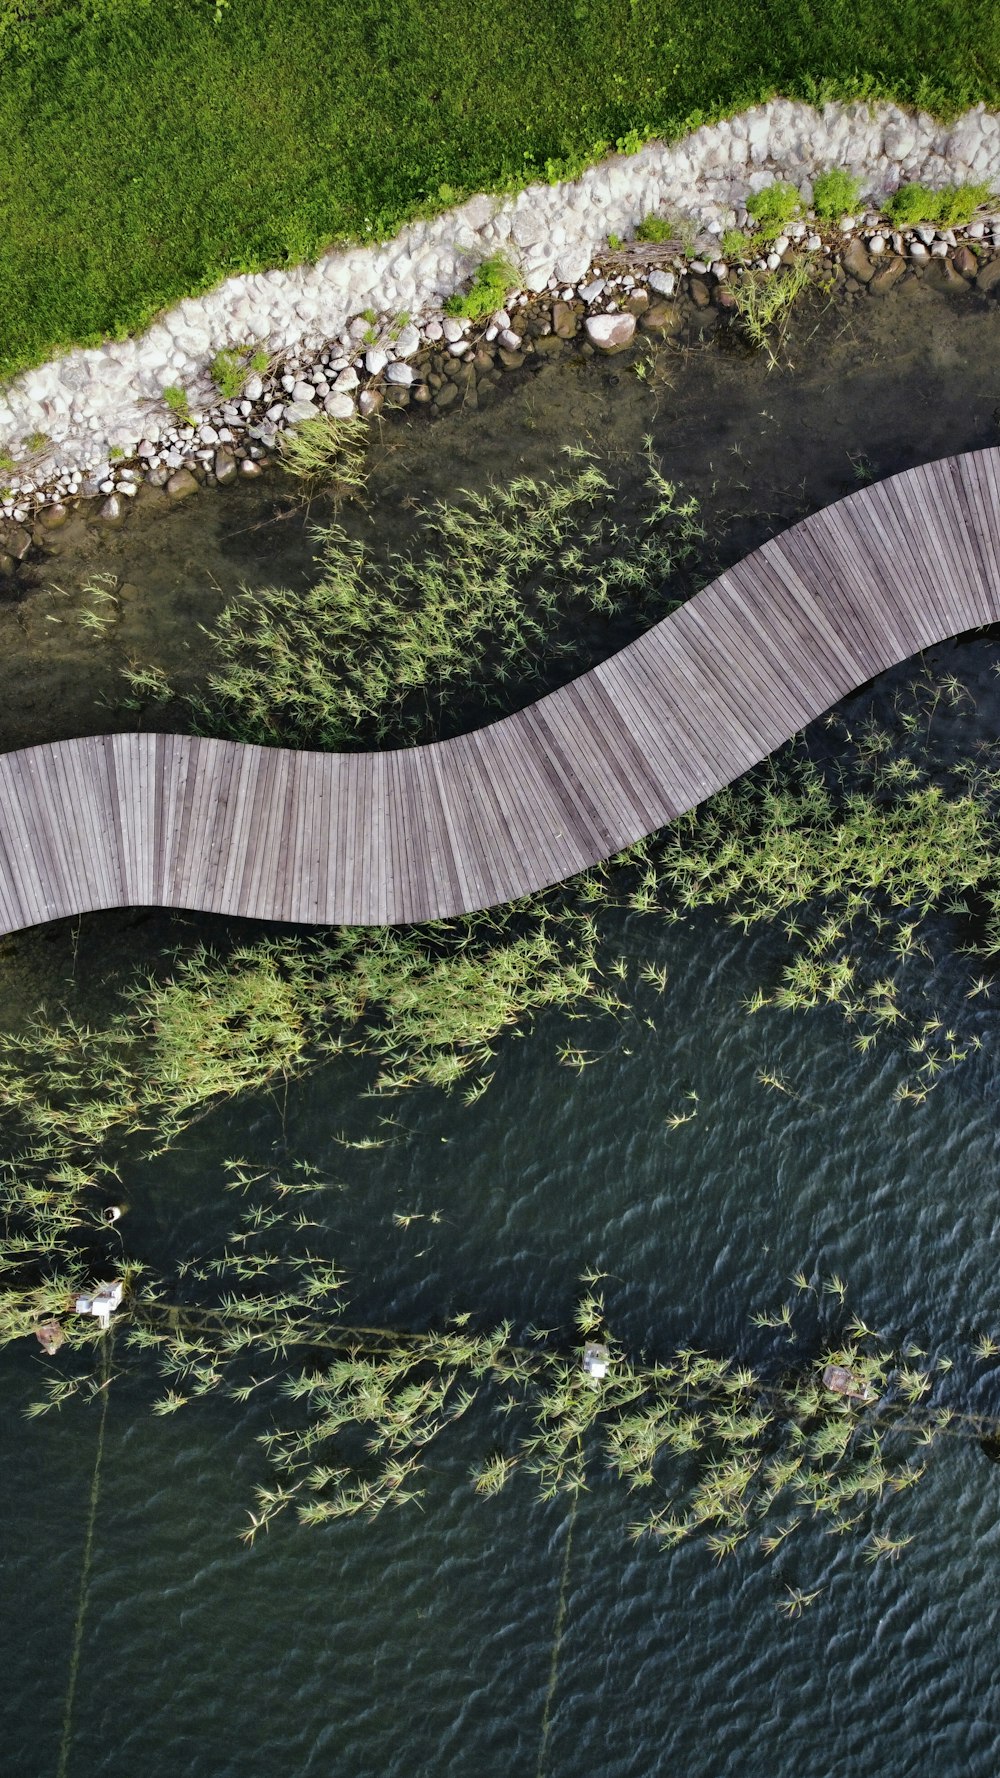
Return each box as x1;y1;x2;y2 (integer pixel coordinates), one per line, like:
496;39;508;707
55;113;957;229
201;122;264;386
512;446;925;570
142;444;704;749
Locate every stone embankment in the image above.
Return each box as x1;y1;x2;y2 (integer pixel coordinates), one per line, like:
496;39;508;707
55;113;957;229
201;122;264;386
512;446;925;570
2;96;1000;557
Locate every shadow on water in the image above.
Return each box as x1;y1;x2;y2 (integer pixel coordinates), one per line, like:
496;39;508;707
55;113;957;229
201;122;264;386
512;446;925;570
3;276;1000;1778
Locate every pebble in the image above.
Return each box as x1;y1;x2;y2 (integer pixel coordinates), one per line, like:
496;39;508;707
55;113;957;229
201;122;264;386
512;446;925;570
441;317;465;344
578;279;607;304
385;362;414;386
324;393;356;419
910;241;930;261
364;346;389;376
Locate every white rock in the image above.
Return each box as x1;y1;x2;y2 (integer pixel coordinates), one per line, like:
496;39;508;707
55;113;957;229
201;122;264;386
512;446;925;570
805;234;822;251
284;399;318;423
364;346;389;376
324;393;356;419
584;312;637;353
392;324;421;358
484;324;499;342
867;234;885;253
333;367;360;392
930;239;949;257
441;317;465;343
385;361;414;386
448;340;471;357
244;374;264;403
765;252;782;271
498;328;521;351
712;262;728;281
578;278;607;304
648;270;676;297
916;225;936;245
424;320;444;342
771;235;789;255
909;241;930;261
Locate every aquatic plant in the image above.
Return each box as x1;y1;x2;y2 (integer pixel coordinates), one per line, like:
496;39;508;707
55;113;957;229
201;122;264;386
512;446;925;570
274;411;369;502
177;448;703;750
729;261;810;363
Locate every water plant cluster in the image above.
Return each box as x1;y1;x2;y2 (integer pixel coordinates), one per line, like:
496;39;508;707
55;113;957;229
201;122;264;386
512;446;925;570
133;440;704;749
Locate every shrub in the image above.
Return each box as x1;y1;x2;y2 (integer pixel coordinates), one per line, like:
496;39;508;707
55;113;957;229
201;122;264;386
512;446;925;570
721;227;751;259
444;252;520;321
635;214;675;243
746;182;802;241
812;170;863;221
162;385;195;426
210;348;249;400
887;181;991;227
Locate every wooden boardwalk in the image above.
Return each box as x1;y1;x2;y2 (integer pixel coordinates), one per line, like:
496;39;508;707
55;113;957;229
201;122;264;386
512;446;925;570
1;446;998;936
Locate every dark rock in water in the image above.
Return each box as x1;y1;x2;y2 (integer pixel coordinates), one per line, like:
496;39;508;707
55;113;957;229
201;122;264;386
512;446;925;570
868;255;907;297
688;276;711;308
552;301;579;338
0;551;15;578
99;495;122;523
39;502;68;528
640;301;683;335
383;384;410;408
926;256;967;293
714;286;738;312
214;451;237;486
953;246;978;280
498;347;525;371
975;257;1000;295
434;381;460;409
166;468;199;500
533;334;564;358
980;1434;1000;1464
625;289;650;315
6;525;31;560
843;237;875;283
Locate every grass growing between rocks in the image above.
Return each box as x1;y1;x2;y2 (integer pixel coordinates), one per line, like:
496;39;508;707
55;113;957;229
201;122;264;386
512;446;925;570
1;0;1000;378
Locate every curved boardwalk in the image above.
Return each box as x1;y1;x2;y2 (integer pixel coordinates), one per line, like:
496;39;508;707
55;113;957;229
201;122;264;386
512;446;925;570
1;447;999;936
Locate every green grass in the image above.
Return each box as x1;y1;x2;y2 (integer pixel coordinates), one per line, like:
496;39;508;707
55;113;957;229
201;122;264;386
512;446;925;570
0;0;999;379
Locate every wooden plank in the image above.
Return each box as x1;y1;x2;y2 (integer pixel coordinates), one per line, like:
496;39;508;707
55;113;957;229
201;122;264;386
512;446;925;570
0;448;996;939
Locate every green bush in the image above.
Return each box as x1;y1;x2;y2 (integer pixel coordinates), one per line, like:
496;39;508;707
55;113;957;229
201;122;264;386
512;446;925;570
721;227;751;258
635;214;675;243
812;169;863;220
887;181;991;226
162;385;195;427
444;253;520;321
746;182;802;240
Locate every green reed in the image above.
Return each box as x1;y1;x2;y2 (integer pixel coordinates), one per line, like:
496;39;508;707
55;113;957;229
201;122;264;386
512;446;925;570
147;446;703;750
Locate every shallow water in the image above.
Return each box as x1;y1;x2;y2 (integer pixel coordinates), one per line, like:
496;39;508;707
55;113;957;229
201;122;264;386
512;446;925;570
3;277;1000;1777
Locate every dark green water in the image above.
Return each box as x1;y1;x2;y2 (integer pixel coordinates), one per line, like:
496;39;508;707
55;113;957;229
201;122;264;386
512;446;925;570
4;280;1000;1777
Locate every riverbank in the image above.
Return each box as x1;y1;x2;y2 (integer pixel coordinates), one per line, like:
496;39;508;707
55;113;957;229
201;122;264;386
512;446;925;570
2;99;1000;545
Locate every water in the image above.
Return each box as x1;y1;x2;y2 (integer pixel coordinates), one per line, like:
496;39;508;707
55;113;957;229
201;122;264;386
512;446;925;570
3;277;1000;1776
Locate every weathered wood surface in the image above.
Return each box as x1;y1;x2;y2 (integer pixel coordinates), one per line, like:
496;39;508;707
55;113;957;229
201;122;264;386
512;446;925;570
0;447;997;936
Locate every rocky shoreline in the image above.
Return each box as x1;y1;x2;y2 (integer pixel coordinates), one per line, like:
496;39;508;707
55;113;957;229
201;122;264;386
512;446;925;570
2;98;1000;567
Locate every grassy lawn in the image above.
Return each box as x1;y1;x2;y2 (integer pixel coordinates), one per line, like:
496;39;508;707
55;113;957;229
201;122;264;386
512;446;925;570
1;0;998;379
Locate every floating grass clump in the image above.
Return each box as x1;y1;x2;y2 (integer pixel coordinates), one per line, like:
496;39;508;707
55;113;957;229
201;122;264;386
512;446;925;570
274;411;369;502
